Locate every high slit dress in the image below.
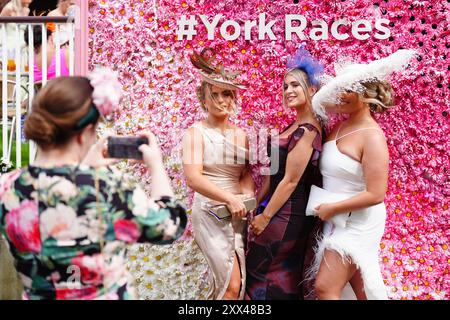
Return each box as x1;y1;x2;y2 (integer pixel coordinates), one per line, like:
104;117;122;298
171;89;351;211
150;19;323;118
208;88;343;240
190;123;248;300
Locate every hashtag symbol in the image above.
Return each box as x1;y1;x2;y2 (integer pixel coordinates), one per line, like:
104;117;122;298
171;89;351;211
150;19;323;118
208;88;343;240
176;15;197;40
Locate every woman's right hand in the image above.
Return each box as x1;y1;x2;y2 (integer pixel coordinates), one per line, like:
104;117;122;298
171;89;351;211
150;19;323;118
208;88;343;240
225;194;247;219
81;135;120;168
137;131;164;170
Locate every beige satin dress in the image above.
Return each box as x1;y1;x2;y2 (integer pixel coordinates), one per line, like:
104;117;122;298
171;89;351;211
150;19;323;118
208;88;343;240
191;123;248;300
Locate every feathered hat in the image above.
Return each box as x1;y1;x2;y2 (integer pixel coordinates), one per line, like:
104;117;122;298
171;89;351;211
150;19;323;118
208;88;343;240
190;48;245;90
286;45;324;87
312;49;416;120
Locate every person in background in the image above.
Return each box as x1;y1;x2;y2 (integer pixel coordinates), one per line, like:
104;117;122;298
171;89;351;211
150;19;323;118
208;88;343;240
48;0;76;17
24;24;70;83
0;0;32;16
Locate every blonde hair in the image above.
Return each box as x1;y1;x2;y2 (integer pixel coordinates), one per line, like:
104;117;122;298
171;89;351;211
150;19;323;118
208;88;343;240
196;81;238;114
283;68;314;109
359;80;395;113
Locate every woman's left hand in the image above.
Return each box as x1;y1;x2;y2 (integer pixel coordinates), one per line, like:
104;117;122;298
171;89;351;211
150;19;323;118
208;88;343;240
314;203;337;221
250;213;271;236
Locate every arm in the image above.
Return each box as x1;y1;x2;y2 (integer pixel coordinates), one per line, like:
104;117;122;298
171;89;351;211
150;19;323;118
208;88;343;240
115;180;187;245
182;127;246;218
239;166;255;196
315;133;389;221
182;127;234;203
251;128;317;235
83;133;185;244
239;132;255;196
0;4;12;16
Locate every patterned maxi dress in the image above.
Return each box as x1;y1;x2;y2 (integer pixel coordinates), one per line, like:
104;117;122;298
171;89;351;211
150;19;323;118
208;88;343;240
0;165;187;300
245;123;322;300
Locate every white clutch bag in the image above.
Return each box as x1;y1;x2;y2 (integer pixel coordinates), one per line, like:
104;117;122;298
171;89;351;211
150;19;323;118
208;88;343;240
306;185;352;228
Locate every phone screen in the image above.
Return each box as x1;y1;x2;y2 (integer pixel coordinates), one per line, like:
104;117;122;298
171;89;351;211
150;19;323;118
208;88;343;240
107;136;149;159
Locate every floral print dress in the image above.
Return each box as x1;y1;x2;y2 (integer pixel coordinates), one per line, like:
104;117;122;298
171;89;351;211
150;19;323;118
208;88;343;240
0;165;187;300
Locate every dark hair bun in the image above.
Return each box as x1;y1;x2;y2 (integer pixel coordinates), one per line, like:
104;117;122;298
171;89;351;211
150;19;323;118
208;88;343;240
24;77;95;149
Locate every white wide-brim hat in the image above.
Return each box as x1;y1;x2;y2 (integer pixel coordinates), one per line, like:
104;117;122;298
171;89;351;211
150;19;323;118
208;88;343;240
312;49;416;120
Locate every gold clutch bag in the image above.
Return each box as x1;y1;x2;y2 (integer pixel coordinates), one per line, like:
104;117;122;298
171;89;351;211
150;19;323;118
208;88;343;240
206;197;257;221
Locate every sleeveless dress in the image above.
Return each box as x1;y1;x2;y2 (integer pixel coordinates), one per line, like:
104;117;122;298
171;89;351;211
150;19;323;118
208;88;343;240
311;127;388;300
190;123;248;300
245;123;323;300
34;52;70;82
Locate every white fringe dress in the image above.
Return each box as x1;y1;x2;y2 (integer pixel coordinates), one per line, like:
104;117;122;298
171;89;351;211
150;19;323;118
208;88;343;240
311;130;388;300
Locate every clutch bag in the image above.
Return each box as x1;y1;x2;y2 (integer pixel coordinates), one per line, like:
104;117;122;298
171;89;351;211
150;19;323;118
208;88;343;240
206;196;257;221
306;185;352;228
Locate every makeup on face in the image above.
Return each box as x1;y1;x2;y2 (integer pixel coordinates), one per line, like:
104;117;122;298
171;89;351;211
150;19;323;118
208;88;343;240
284;75;306;108
206;85;235;114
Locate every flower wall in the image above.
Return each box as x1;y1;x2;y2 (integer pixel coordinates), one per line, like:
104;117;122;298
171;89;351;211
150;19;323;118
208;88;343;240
89;0;449;299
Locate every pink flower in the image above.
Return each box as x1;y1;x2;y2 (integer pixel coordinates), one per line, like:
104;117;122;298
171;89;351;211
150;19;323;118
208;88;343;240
56;286;98;300
113;219;140;243
71;254;104;286
88;68;122;117
5;200;41;253
0;169;21;198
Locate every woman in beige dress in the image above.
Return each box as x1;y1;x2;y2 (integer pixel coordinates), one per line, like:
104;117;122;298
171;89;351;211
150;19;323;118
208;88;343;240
183;48;255;300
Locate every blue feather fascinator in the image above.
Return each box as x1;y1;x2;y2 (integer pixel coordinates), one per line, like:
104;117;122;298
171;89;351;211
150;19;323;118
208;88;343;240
287;46;324;87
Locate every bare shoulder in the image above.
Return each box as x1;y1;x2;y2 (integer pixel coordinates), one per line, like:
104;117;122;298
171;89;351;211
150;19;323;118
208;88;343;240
185;123;203;137
326;122;343;141
235;126;248;138
362;126;388;156
0;3;13;16
365;130;387;147
47;9;58;17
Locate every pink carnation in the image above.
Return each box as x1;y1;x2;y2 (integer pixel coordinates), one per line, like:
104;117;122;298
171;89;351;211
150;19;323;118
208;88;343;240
88;68;122;117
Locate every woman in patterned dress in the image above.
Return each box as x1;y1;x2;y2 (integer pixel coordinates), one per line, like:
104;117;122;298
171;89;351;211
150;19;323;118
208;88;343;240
245;48;324;300
0;75;187;299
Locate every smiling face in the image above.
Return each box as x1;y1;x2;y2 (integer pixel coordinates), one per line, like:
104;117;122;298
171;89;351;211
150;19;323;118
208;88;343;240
203;84;236;117
283;74;307;109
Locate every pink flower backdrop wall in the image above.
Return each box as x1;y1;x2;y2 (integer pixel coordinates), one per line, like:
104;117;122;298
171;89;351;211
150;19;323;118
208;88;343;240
88;0;449;299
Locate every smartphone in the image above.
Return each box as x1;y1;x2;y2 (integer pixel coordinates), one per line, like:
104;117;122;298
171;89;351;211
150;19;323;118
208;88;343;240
107;136;149;159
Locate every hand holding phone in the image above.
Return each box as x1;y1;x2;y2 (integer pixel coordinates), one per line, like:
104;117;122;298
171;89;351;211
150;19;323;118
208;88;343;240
81;135;120;168
107;136;149;159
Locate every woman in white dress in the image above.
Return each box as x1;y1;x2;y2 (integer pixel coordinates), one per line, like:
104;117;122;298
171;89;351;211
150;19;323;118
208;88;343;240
308;50;415;300
313;80;392;300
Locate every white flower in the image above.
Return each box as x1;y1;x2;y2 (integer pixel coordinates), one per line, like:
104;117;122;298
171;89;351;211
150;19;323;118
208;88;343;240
131;186;159;217
35;173;78;202
84;208;107;243
157;217;179;240
2;189;20;211
49;178;78;202
40;204;87;241
128;239;211;299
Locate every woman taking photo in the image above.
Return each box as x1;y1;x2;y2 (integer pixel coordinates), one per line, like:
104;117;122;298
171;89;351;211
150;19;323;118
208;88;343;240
0;71;187;299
